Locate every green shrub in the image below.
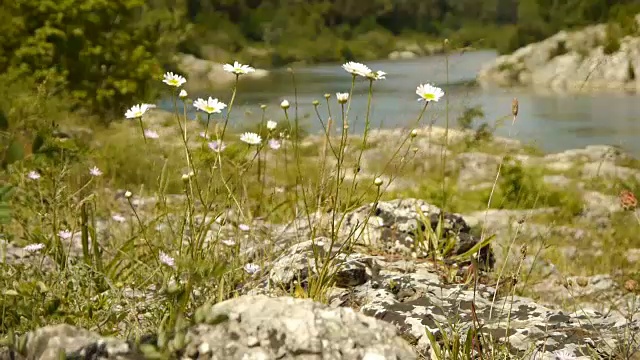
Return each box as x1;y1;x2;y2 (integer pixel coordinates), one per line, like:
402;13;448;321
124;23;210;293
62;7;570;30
0;0;187;121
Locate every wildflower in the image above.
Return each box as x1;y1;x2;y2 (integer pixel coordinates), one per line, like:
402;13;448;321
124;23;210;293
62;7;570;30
260;104;267;110
244;263;260;275
266;120;277;131
342;62;371;77
223;61;255;75
240;132;262;145
280;100;290;110
312;100;320;106
410;129;418;138
159;251;175;268
208;140;227;153
181;174;189;181
124;191;132;199
112;214;126;223
336;93;349;104
27;171;41;180
89;166;102;177
324;93;331;99
24;243;45;252
374;178;383;187
238;224;250;231
620;190;637;210
552;349;577;360
179;89;188;98
367;70;386;81
199;131;210;139
144;130;159;139
193;97;227;114
416;84;445;102
222;239;236;247
162;72;186;87
268;139;281;150
125;104;152;119
58;230;72;240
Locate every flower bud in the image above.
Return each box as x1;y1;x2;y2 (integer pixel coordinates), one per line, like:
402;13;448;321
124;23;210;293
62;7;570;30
374;178;383;186
410;129;418;138
280;100;290;110
124;191;132;198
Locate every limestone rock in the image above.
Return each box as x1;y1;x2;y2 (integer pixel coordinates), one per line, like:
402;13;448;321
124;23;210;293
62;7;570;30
185;295;417;359
477;18;640;94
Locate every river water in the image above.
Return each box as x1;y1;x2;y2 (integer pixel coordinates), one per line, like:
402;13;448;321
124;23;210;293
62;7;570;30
170;50;640;156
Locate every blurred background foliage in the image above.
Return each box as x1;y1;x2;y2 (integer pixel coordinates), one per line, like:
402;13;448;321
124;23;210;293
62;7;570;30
0;0;639;125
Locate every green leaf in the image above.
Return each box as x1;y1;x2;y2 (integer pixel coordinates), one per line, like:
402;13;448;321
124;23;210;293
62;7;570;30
0;110;8;131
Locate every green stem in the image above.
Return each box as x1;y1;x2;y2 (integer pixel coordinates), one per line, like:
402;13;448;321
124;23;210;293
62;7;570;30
221;75;239;140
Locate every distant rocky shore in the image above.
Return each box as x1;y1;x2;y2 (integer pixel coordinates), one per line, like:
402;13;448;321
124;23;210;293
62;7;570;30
477;15;640;93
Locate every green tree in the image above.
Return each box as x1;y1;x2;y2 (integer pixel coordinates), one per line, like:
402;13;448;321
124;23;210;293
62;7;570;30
0;0;187;122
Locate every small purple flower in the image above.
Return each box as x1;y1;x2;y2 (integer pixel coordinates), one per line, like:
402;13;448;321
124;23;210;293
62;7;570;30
244;263;260;275
112;214;126;223
27;171;41;180
58;230;73;240
268;139;281;150
144;130;159;139
222;239;236;247
159;251;175;268
208;140;227;153
89;166;103;177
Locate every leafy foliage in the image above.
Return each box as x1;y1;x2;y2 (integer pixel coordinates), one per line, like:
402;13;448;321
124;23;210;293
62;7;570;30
0;0;188;120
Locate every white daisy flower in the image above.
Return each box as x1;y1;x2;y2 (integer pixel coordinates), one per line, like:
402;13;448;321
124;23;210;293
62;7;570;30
368;70;386;81
240;132;262;145
144;130;159;139
336;93;349;104
24;243;45;252
178;89;188;98
58;230;73;240
553;349;577;360
342;62;371;77
266;120;277;130
280;100;290;110
416;84;445;102
89;166;102;177
244;263;260;275
27;171;41;180
162;72;186;87
125;104;152;119
223;61;255;75
159;251;175;268
193;97;227;114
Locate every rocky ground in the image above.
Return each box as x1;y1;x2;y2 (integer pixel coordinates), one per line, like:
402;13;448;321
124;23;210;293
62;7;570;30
2;121;640;359
477;14;640;93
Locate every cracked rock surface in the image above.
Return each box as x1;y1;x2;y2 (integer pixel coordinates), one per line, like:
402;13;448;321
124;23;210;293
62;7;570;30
2;198;639;359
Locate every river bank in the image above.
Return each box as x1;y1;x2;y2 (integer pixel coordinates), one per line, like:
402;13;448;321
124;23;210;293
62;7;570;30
167;50;640;157
477;14;640;94
177;37;448;92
